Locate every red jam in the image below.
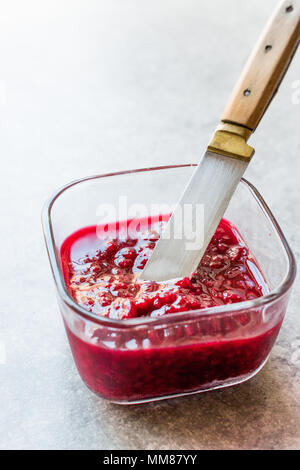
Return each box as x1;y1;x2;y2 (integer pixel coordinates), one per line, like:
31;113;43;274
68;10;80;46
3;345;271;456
61;217;264;319
60;217;281;402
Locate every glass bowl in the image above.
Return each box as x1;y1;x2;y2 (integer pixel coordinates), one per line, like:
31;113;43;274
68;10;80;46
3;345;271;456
42;165;296;404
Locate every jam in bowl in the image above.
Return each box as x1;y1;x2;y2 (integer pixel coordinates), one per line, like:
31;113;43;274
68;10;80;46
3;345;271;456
43;166;296;403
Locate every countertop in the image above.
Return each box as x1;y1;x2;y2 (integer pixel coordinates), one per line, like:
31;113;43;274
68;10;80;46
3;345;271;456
0;0;299;450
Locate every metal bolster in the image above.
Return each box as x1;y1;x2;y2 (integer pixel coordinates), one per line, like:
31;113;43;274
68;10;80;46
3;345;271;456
207;122;255;162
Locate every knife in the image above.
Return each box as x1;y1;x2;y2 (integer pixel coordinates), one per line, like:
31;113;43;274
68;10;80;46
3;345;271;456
141;0;300;282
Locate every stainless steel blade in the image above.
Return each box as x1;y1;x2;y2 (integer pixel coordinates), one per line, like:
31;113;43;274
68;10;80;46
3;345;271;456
140;151;248;281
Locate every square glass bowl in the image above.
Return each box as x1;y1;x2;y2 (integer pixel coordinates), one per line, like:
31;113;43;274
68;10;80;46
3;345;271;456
42;165;296;404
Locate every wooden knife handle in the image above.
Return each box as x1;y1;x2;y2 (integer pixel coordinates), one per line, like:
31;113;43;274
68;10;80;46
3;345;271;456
222;0;300;131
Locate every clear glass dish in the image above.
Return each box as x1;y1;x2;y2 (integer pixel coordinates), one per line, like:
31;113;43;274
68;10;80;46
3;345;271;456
42;165;296;404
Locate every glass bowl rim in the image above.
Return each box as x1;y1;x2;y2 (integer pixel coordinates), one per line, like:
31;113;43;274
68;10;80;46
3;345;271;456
42;164;297;329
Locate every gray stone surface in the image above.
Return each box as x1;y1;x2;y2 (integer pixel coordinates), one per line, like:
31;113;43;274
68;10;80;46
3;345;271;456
0;0;299;450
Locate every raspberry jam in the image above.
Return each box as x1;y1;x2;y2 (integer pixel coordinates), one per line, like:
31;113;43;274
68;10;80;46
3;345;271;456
62;217;265;319
60;217;281;402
